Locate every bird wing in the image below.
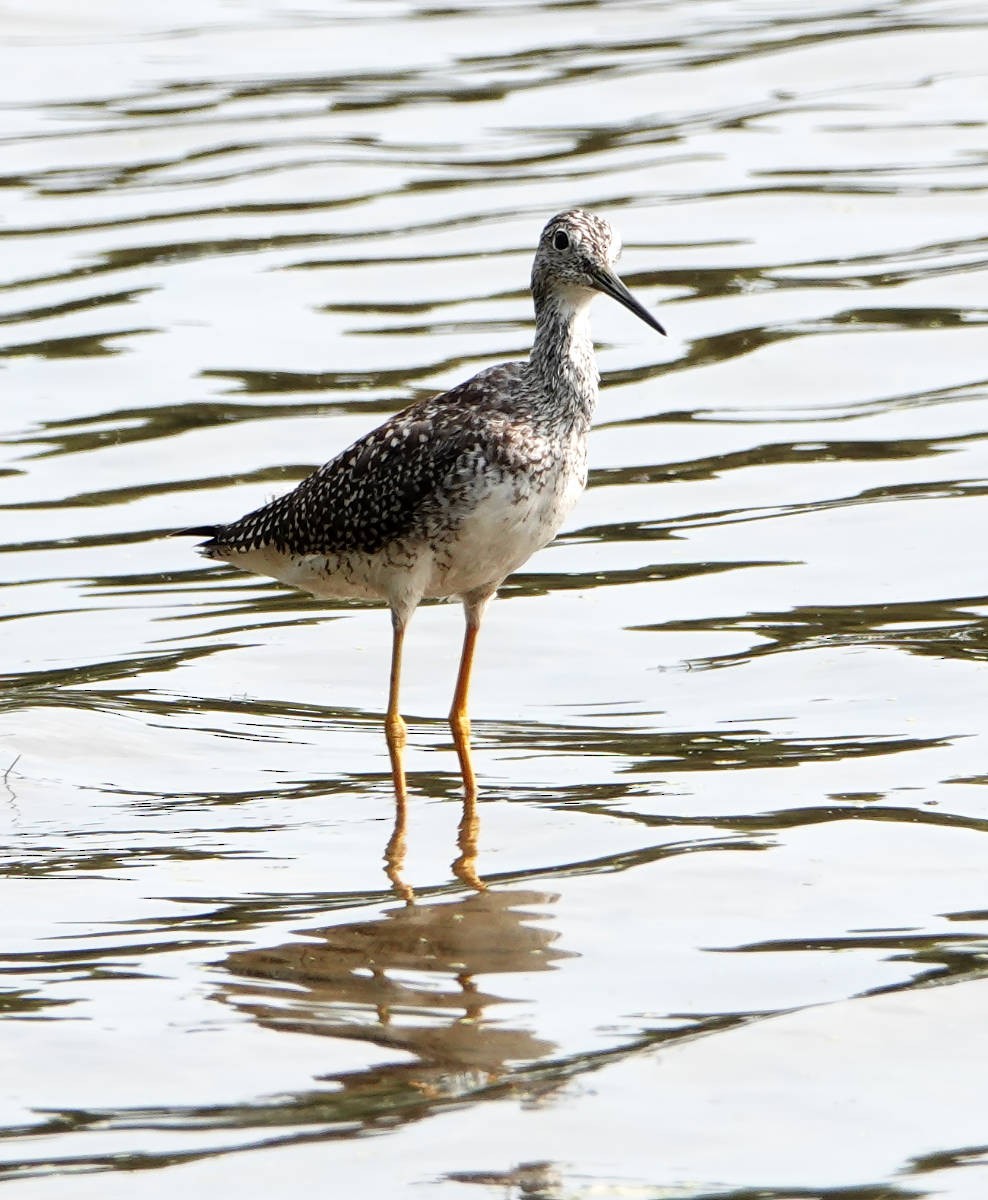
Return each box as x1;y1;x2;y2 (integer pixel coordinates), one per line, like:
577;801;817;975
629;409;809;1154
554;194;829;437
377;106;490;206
204;363;528;558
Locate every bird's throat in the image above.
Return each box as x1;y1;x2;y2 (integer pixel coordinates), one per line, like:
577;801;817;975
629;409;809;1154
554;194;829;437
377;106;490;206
530;291;600;426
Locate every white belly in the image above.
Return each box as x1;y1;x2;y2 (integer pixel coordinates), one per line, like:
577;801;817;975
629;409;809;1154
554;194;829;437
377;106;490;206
426;466;583;597
218;451;587;609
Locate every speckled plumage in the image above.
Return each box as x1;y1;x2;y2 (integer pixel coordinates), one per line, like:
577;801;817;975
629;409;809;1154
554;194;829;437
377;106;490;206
205;363;571;559
179;209;664;802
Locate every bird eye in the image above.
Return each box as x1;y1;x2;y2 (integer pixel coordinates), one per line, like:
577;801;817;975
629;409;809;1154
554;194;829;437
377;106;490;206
552;229;570;251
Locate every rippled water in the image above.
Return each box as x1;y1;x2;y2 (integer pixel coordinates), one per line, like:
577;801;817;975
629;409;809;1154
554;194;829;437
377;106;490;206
3;0;988;1195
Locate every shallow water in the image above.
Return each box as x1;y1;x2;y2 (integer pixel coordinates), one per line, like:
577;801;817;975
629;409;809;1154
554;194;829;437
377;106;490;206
3;0;988;1195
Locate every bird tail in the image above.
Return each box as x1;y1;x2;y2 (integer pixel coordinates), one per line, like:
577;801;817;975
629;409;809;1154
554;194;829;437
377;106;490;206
170;525;221;539
170;524;229;560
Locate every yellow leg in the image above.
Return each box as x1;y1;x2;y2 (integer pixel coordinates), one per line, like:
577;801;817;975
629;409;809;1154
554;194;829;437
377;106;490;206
385;619;408;806
449;617;481;802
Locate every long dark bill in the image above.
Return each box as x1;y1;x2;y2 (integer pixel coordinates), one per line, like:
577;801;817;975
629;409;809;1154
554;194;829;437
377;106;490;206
592;266;666;336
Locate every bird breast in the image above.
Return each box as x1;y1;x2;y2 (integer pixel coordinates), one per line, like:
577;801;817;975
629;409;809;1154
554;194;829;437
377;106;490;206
219;430;589;609
424;439;588;598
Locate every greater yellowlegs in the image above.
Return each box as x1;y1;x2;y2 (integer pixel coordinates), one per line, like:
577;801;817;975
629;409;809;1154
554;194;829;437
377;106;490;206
177;209;665;803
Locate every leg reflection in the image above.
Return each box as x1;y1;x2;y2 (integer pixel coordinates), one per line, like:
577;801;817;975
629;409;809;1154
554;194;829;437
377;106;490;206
384;791;414;904
383;789;485;900
452;788;484;892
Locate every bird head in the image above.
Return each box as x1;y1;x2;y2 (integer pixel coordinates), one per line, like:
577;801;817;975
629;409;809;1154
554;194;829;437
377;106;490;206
532;209;666;335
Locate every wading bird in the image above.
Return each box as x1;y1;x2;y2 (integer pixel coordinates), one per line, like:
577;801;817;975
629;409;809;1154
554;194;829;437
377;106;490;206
177;209;665;804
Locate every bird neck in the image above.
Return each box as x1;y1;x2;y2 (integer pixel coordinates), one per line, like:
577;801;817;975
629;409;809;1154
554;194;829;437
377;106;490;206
529;288;599;427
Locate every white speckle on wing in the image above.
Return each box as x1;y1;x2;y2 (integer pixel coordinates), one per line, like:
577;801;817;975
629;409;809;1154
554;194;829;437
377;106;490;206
194;209;648;618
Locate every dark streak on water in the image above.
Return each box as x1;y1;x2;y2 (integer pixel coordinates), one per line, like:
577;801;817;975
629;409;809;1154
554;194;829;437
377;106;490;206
2;1;988;1196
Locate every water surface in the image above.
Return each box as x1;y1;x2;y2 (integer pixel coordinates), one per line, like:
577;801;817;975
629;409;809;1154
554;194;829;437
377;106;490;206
3;1;988;1196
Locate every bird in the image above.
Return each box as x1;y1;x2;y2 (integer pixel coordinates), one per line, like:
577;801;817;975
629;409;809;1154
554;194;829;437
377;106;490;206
175;209;665;806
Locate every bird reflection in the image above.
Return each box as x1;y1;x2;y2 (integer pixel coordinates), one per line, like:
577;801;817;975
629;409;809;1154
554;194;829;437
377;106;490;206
220;882;569;1093
383;791;413;902
451;789;483;892
384;788;483;902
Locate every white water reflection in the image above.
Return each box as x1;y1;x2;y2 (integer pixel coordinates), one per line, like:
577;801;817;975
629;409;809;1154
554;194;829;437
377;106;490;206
2;0;988;1196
